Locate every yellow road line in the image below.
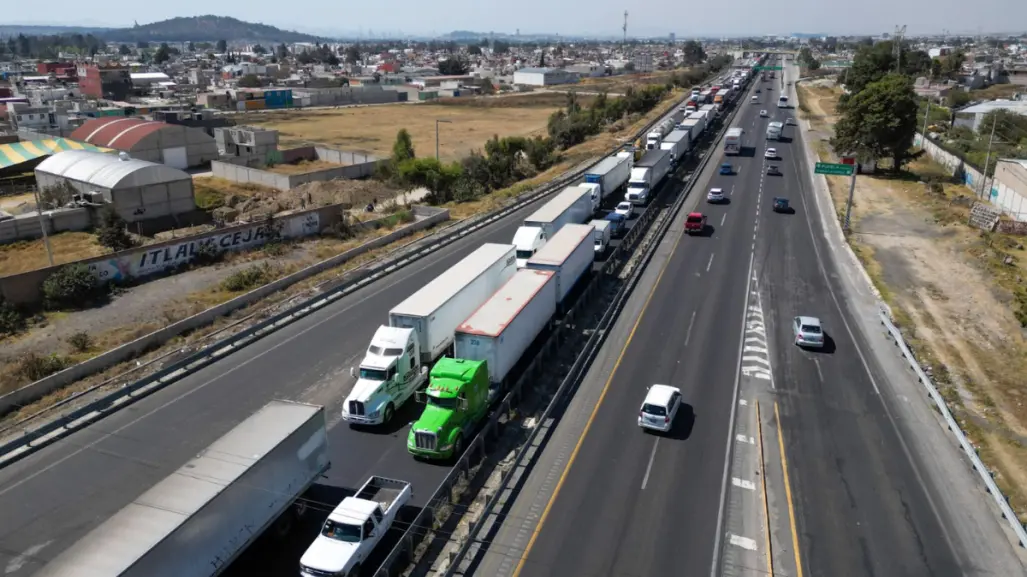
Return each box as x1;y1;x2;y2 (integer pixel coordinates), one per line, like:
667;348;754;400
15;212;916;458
510;215;687;577
756;401;774;576
774;401;804;577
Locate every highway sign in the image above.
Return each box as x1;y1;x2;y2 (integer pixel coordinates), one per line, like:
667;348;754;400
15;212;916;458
815;162;854;176
752;66;783;71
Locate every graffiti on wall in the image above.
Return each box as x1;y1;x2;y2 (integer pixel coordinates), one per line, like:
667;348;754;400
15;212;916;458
87;212;320;283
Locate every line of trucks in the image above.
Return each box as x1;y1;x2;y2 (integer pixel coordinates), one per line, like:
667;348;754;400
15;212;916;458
39;75;743;577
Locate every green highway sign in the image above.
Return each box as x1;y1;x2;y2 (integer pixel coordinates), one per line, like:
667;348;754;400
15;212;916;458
752;66;783;71
815;162;854;176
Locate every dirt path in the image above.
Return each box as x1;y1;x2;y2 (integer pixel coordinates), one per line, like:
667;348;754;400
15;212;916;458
797;82;1027;520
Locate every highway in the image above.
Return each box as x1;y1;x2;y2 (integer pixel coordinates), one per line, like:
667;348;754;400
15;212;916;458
0;86;707;574
488;76;767;577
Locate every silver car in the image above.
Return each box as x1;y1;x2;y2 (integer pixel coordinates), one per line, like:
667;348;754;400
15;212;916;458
793;316;825;348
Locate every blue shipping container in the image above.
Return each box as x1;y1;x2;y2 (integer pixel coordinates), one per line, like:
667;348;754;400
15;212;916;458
584;173;602;184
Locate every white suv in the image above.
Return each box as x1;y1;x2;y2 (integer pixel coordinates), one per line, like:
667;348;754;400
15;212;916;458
638;384;682;433
765;148;778;159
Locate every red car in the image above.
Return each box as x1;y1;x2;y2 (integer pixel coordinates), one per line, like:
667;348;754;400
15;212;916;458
685;212;707;235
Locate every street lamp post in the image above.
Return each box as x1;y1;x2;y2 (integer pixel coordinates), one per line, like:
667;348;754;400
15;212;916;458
435;119;451;160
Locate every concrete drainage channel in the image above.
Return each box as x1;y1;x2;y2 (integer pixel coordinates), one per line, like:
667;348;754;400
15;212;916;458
0;79;720;468
368;81;750;577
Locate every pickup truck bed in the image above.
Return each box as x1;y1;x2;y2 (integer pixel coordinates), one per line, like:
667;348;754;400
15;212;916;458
355;476;409;512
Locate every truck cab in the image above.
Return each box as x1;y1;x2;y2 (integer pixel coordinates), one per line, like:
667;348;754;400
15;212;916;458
408;358;491;460
645;130;662;150
579;182;602;213
299;476;412;577
344;326;428;426
512;225;546;268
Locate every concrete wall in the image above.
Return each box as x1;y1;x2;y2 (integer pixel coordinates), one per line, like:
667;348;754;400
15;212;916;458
210;146;383;191
914;132;995;197
992;159;1027;222
293;85;405;107
0;207;90;243
0;205;450;416
0;201;382;305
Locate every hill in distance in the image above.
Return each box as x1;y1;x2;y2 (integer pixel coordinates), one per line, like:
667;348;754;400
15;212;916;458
102;15;322;44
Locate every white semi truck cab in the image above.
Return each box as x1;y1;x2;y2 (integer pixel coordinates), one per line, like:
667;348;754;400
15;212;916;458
344;326;428;425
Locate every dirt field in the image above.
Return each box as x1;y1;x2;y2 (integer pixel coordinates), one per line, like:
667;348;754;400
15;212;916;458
240;94;566;162
265;159;343;174
0;233;108;276
565;71;681;94
799;82;1027;521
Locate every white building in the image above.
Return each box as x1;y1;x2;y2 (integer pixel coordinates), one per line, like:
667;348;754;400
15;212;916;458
953;100;1027;132
992;158;1027;221
512;67;578;87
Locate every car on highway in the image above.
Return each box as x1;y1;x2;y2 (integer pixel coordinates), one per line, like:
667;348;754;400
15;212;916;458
719;162;733;175
786;117;796;125
765;148;778;159
707;188;726;203
638;384;683;433
755;88;761;93
793;316;825;349
760;109;769;117
614;201;634;218
773;197;791;212
767;165;781;176
684;212;707;235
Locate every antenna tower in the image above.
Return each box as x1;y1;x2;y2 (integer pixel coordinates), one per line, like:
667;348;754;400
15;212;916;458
623;11;628;43
893;24;906;73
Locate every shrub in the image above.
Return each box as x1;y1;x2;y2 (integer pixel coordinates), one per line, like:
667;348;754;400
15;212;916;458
221;263;276;292
17;353;69;382
191;240;223;266
0;297;24;336
95;205;134;252
67;331;93;353
42;264;102;310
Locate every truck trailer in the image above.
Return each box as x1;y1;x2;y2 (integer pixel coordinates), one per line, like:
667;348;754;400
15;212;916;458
724;127;744;155
660;129;691;165
41;400;330;577
766;121;783;140
454;269;558;391
581;153;632;210
679;118;702;143
625;149;672;205
343;243;517;425
513;185;593;267
525;223;595;306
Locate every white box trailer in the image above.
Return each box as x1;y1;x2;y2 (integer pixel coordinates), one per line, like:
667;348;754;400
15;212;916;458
390;243;518;364
515;185;593;267
589;219;612;254
525;223;595;305
660;129;690;164
679;119;702;142
41;400;330;577
455;269;557;387
686;112;707;135
583;154;632;202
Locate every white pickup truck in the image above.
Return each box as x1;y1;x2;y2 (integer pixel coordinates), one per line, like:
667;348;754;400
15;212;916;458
299;476;412;577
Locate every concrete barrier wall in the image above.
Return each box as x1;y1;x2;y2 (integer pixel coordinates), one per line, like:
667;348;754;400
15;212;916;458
915;133;995;196
0;202;382;305
210;160;290;189
0;207;91;244
0;206;449;415
211;146;384;191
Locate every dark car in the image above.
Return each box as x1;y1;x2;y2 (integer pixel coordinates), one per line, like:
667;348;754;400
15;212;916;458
720;163;733;175
767;165;782;176
773;197;790;212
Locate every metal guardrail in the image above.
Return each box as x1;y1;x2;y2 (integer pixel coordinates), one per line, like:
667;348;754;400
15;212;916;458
368;75;749;577
0;76;720;467
879;312;1027;550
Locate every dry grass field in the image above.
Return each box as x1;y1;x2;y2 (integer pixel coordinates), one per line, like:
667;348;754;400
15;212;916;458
240;94;578;162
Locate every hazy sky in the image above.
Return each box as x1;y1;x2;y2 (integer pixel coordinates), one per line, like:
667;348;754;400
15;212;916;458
8;0;1027;38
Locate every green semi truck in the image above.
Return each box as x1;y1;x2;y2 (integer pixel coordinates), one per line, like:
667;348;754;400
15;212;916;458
407;358;491;460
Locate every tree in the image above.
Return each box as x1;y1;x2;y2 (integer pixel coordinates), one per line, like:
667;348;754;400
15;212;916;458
832;73;920;172
237;74;262;88
468;45;482;56
681;40;706;66
95;205;134;252
902;50;932;77
345;44;361;65
187;41;195;52
252;44;267;55
438;57;469;76
843;41;897;95
136;40;148;49
216;39;227;53
153;43;171;64
39;182;75;210
118;44;131;55
277;43;288;59
397;158;463;204
391;129;416;163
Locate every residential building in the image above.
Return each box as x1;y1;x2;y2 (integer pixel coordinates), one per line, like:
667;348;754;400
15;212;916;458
512;67;577;86
954;100;1027;132
992;158;1027;221
633;53;654;73
78;64;133;101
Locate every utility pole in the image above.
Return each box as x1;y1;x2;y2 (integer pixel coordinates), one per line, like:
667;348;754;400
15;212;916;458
979;115;997;198
31;186;55;267
843;161;857;233
920;100;931;149
894;25;907;74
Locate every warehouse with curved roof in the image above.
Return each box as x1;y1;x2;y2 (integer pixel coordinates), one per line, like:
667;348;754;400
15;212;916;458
35;150;195;223
69;117;218;169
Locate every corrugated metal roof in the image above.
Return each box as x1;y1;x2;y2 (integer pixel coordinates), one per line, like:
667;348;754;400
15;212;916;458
70;117;171;150
0;138;114;170
36;150;190;189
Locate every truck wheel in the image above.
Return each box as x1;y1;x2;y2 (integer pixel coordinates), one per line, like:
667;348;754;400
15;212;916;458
452;434;464;459
383;403;394;425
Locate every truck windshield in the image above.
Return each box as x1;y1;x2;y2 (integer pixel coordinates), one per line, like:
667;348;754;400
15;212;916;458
516;249;534;260
428;395;459;410
359;367;388;381
321;520;362;543
368;345;403;356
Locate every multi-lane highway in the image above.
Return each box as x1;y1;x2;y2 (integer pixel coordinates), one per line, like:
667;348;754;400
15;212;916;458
469;60;1025;577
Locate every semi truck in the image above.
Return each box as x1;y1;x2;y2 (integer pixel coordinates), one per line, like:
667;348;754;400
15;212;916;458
343;243;517;425
513;185;592;267
454;269;558;393
660;129;691;165
724;127;744;155
581;152;632;209
408;357;492;460
701;103;719;118
589;219;612;255
766;121;783;140
679;118;703;143
646;118;677;149
299;476;412;577
525;223;595;306
625;148;672;206
42;400;330;577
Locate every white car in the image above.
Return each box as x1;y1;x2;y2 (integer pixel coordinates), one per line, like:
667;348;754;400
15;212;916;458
760;109;769;117
638;384;682;433
707;188;725;203
614;201;634;218
765;148;778;159
793;316;825;349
